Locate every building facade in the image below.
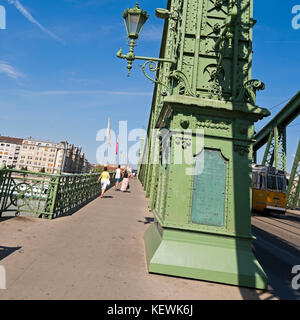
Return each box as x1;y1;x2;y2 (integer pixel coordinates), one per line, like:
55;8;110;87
61;142;86;174
16;138;88;174
0;136;23;168
16;138;66;174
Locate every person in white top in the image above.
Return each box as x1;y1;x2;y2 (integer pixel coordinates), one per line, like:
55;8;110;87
114;165;122;190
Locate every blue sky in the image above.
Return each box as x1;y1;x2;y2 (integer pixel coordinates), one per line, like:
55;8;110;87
0;0;299;171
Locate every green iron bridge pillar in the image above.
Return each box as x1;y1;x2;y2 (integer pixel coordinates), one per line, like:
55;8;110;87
118;0;270;289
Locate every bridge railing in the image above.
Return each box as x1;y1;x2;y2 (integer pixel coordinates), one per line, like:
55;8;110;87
0;164;115;219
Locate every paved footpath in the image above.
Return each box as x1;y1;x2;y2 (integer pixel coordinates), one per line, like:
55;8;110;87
0;180;273;300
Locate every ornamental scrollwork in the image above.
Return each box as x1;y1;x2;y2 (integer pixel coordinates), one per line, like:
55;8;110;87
215;0;223;9
139;60;170;91
174;136;192;149
10;183;34;209
236;79;265;105
169;70;197;97
196;119;231;131
234;144;250;156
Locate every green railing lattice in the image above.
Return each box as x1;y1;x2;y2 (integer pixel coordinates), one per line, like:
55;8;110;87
0;165;114;219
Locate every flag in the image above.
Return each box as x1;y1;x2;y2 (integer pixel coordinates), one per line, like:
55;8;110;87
106;117;111;146
116;136;119;155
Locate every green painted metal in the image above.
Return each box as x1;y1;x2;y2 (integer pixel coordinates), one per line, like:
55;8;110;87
287;140;300;210
0;164;115;219
260;126;287;171
253;91;300;171
191;149;226;227
145;222;268;289
254;91;300;152
121;0;270;289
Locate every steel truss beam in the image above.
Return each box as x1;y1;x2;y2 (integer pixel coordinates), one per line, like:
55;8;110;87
253;91;300;155
253;91;300;206
287;140;300;210
261;126;287;171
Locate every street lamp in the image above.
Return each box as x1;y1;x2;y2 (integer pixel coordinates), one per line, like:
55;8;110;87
123;2;149;41
117;2;176;78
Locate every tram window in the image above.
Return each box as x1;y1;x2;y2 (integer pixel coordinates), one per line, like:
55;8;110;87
267;175;286;192
252;173;266;190
260;175;266;190
277;176;287;193
267;175;277;191
252;172;258;189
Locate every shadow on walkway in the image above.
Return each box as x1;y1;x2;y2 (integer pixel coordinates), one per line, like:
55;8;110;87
0;217;15;224
137;217;154;225
252;225;300;300
0;246;22;262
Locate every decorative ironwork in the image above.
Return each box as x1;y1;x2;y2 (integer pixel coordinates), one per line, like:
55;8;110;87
237;79;265;105
196;119;231;131
139;60;170;91
234;144;250;156
0;166;116;219
169;70;196;97
175;136;192;149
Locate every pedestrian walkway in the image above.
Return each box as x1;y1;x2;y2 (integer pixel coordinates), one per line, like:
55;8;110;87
0;180;273;300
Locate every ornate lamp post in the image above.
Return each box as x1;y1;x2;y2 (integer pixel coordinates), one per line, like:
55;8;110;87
117;3;175;77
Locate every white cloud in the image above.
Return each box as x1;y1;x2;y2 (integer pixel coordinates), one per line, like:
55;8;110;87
0;62;23;79
7;0;63;43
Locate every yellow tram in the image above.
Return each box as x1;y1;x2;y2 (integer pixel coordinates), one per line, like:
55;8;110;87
252;165;287;215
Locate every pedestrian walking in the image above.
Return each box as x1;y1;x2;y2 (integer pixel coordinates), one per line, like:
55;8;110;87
114;165;122;190
120;170;130;192
97;167;111;198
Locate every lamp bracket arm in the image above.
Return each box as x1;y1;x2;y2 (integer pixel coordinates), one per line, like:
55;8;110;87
134;55;176;65
117;48;175;65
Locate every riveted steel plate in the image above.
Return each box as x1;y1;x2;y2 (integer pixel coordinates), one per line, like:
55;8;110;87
191;149;227;227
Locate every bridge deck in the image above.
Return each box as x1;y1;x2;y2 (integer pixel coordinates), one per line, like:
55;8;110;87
0;180;270;300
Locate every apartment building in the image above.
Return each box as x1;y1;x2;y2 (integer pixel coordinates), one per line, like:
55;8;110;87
0;136;23;168
62;142;85;174
16;138;66;174
15;138;88;174
82;158;92;173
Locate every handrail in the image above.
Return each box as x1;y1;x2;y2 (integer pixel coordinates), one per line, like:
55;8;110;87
0;166;116;219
